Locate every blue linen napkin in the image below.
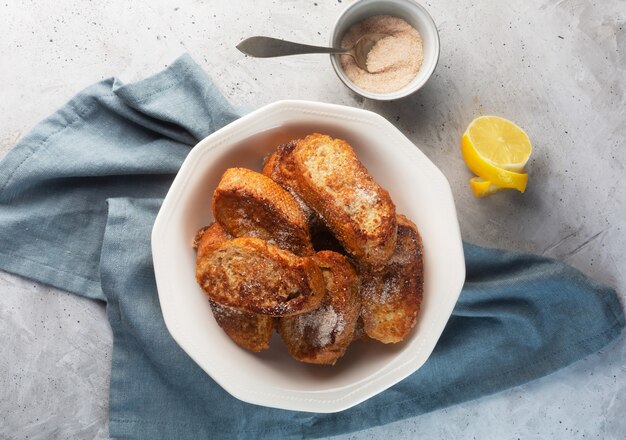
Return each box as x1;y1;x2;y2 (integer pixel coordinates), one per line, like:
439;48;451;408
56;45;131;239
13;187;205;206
0;54;623;439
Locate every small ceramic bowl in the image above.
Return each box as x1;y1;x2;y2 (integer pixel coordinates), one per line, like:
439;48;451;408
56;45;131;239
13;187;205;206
330;0;440;100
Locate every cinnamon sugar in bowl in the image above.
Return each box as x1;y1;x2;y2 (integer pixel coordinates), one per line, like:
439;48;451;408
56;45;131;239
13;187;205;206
330;0;440;101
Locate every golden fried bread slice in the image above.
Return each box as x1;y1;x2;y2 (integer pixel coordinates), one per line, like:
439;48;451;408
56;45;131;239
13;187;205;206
212;167;313;256
194;223;273;352
359;215;424;343
277;251;360;365
262;141;346;253
290;133;397;266
196;236;324;316
262;142;325;229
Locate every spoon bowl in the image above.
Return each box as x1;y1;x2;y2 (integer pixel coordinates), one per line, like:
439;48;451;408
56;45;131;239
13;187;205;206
348;33;389;71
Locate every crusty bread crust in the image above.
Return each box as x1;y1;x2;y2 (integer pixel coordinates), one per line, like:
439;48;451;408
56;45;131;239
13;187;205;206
277;251;360;365
261;141;300;197
195;223;273;352
213;167;313;256
194;222;231;259
208;299;273;352
359;215;424;343
196;236;324;316
352;316;367;341
290;133;397;266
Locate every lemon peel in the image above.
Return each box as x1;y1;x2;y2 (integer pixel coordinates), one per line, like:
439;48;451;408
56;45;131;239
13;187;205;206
469;177;504;198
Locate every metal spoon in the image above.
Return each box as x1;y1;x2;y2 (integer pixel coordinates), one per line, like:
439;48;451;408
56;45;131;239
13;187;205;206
236;34;389;72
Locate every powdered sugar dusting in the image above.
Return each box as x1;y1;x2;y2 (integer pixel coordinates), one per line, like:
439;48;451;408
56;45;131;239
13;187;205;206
298;304;345;347
379;275;397;302
209;300;243;320
355;185;378;206
388;247;411;265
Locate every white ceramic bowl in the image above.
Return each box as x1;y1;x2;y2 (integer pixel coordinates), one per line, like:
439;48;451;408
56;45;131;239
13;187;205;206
152;100;465;413
330;0;440;100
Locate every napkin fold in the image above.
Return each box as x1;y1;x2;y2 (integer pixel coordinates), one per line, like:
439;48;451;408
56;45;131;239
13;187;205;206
0;54;623;439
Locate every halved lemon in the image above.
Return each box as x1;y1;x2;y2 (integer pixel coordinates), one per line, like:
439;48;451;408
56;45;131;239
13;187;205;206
461;116;532;193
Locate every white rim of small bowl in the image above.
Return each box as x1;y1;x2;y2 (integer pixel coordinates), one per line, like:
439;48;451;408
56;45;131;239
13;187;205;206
330;0;441;101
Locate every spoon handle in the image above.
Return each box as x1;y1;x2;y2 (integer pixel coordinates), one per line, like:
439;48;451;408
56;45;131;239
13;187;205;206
236;36;347;58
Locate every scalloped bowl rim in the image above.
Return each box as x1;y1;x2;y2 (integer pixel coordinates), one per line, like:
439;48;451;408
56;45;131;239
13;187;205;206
151;100;465;413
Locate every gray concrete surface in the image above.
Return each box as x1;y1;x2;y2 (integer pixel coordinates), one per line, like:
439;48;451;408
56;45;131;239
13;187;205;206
1;0;624;438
